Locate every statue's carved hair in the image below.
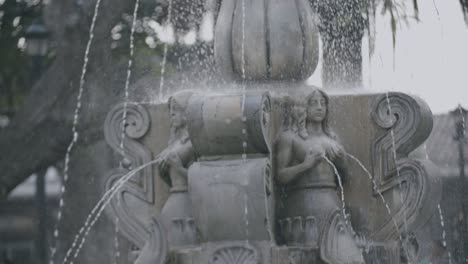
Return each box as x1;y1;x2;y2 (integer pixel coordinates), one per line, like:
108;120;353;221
281;96;295;130
167;90;193;144
167;90;193;113
281;96;308;138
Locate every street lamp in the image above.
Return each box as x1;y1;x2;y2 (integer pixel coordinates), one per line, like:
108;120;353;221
25;19;49;57
25;19;49;83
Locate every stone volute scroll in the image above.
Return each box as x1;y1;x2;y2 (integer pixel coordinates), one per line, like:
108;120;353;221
103;101;169;264
104;103;156;249
370;92;442;242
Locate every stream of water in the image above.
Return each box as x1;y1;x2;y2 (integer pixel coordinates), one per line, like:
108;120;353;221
323;156;349;227
62;158;161;264
115;0;142;262
346;153;404;243
437;203;453;264
49;0;104;263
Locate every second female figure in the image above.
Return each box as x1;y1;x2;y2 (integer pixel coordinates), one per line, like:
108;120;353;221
276;89;365;264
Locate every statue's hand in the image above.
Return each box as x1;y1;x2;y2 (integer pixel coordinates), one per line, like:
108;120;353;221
303;152;323;169
157;158;169;175
158;151;180;172
166;152;182;167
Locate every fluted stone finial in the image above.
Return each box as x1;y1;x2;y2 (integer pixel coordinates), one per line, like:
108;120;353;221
212;0;320;82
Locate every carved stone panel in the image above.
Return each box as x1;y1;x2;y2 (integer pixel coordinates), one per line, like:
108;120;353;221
189;158;273;242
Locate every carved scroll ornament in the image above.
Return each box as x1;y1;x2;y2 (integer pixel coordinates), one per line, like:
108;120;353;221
370;92;442;241
104;103;156;248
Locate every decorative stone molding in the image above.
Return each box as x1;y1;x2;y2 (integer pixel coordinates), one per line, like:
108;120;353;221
189;158;273;242
210;245;258;264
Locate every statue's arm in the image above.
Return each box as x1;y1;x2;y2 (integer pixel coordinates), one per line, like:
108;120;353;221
172;163;188;176
165;152;188;176
166;142;197;176
276;136;316;184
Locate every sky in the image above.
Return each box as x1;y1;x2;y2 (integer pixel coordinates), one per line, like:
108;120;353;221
308;0;468;114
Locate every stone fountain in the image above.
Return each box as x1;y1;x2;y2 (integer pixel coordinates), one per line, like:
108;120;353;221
103;1;441;263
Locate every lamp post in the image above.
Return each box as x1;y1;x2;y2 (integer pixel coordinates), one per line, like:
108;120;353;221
25;18;49;264
451;105;468;263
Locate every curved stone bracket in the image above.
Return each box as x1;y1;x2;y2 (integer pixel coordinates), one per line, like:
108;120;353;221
370;92;442;241
104;103;155;248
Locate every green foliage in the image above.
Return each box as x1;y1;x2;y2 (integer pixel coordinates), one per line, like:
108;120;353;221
109;0;170;81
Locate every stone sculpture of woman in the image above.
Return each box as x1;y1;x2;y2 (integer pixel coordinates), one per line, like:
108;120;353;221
156;91;198;248
133;91;197;264
276;89;365;264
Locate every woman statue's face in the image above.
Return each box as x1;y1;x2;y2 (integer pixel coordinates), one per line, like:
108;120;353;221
306;92;327;123
170;101;185;129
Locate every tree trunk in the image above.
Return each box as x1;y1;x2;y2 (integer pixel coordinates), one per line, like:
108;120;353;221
0;0;131;262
